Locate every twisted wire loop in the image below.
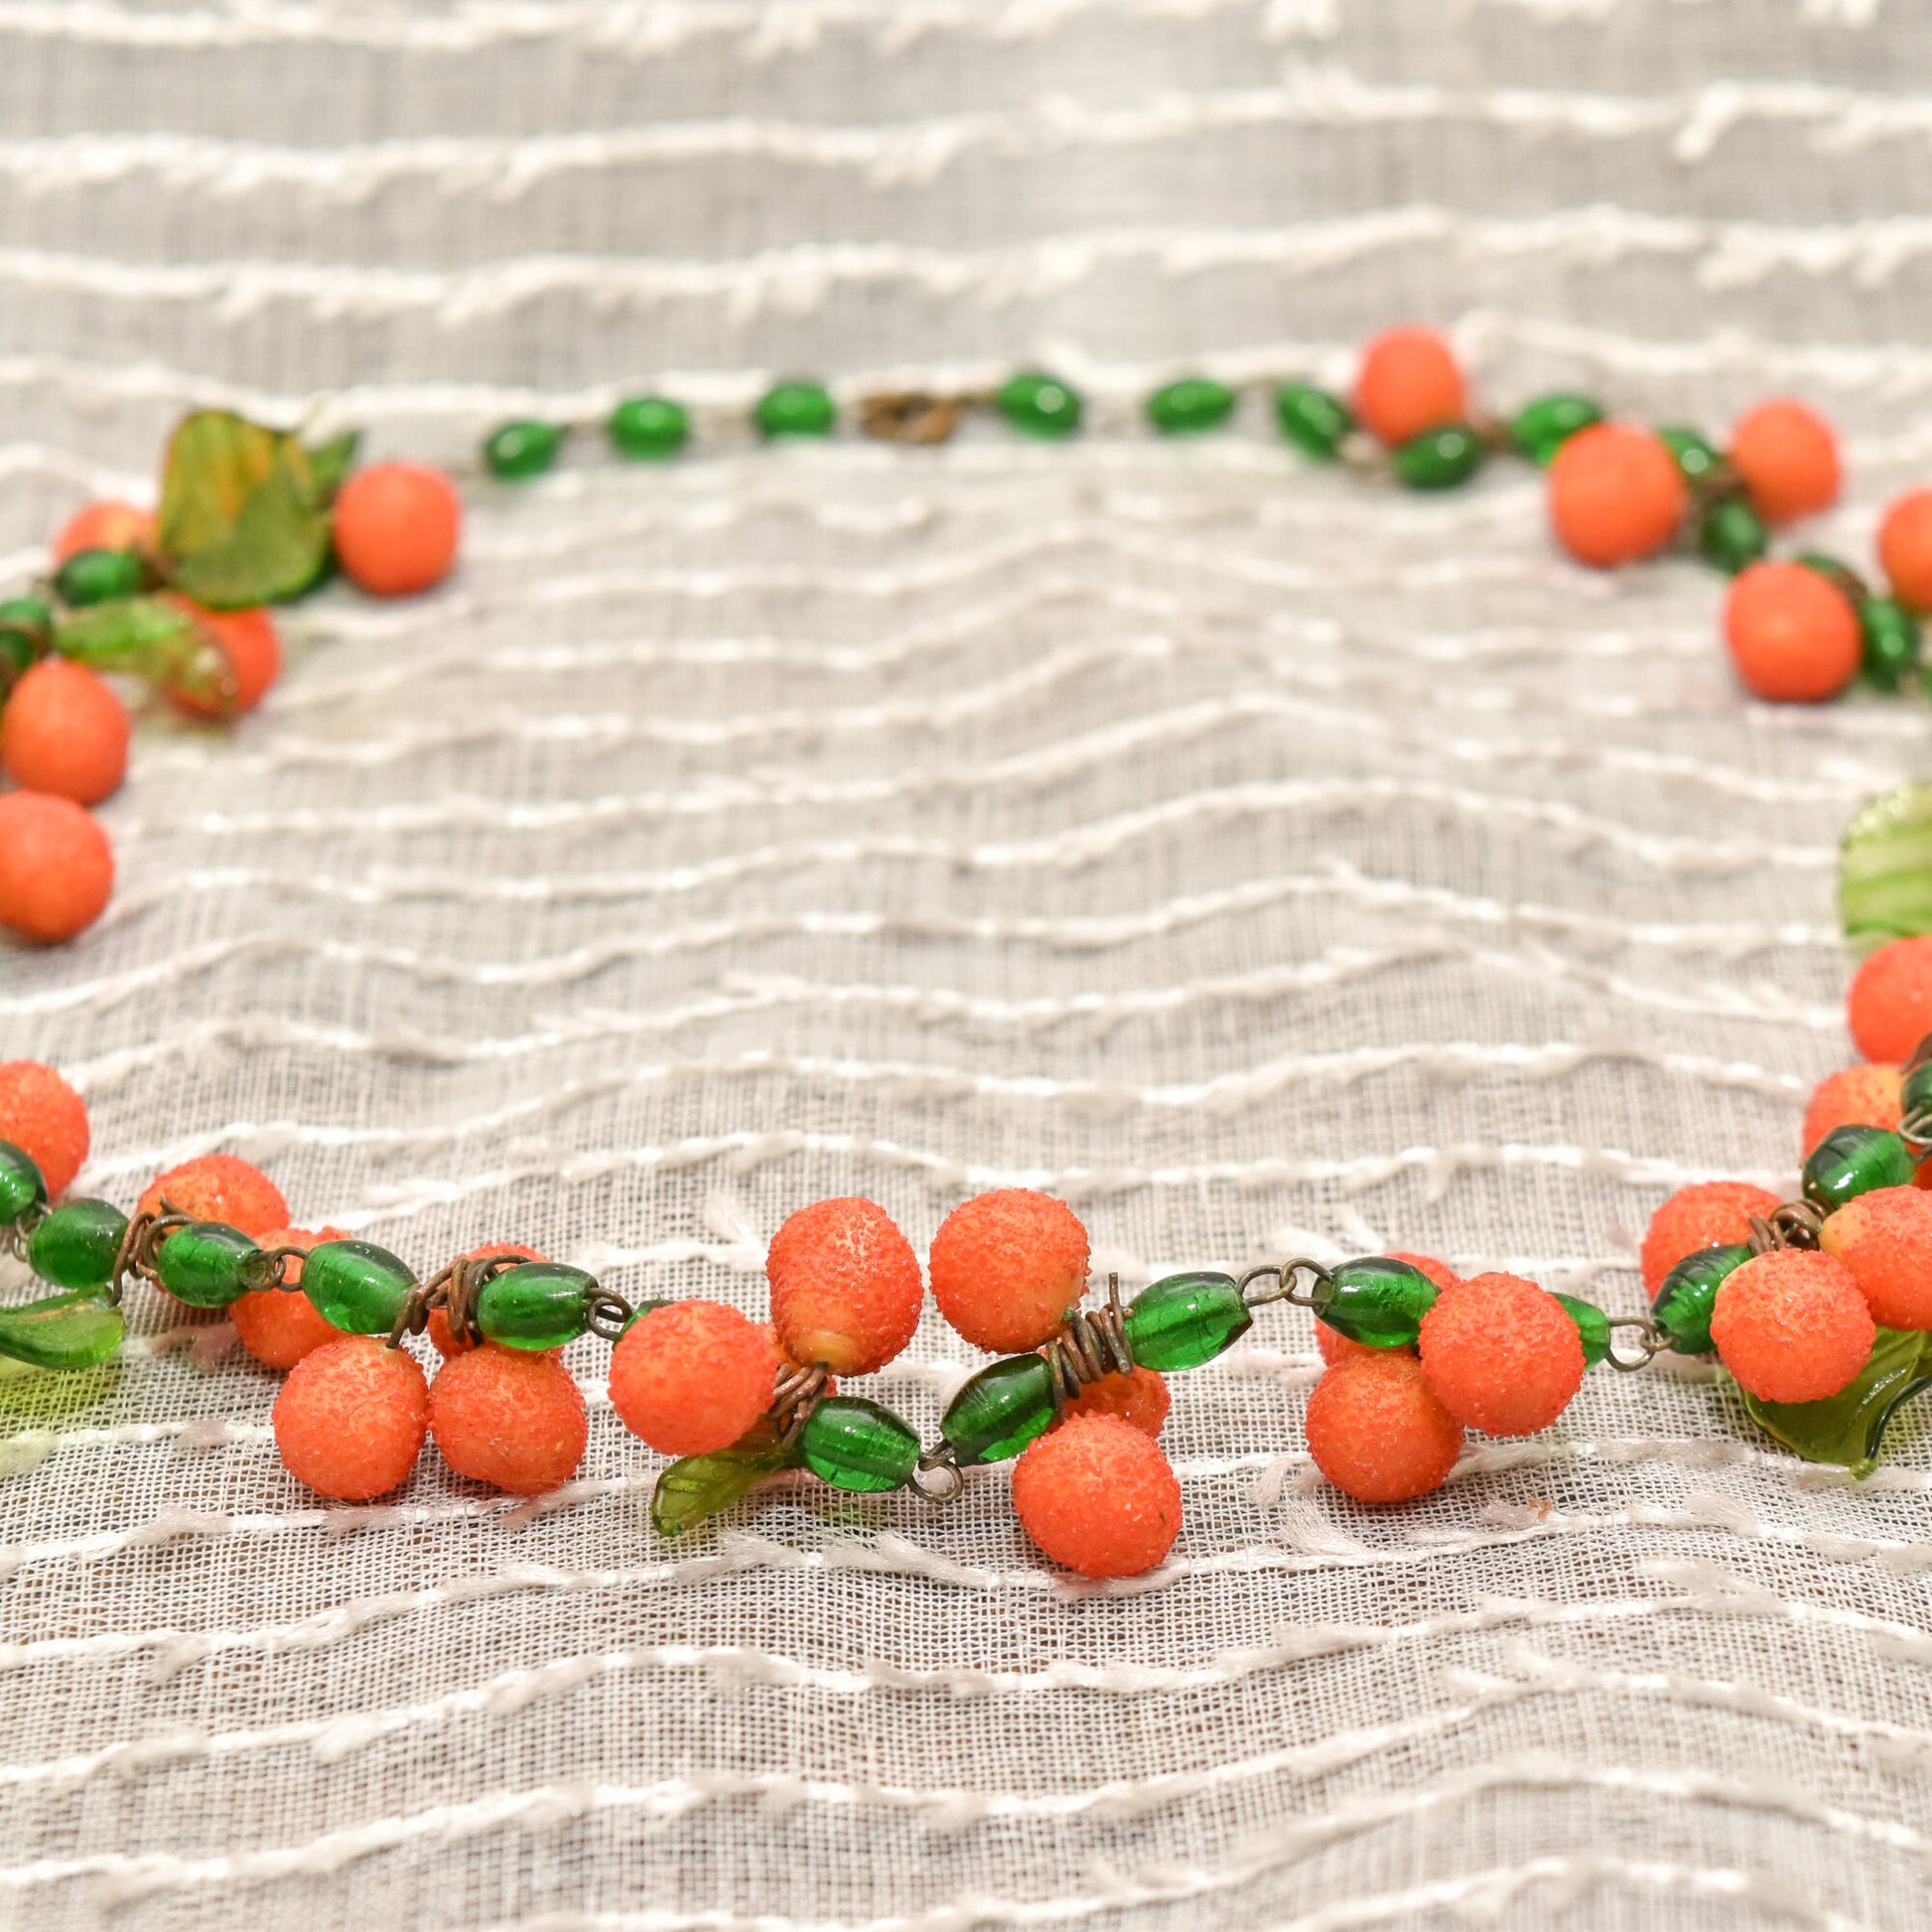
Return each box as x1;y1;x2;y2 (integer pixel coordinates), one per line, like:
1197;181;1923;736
235;1245;312;1293
1605;1316;1673;1372
911;1445;964;1504
1041;1273;1133;1408
387;1252;522;1349
769;1363;828;1448
110;1198;192;1303
583;1289;634;1341
1899;1029;1932;1156
1;1200;46;1265
858;391;985;445
1238;1258;1335;1310
1747;1200;1825;1255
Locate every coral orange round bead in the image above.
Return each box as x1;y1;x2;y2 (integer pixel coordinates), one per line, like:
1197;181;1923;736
0;658;129;804
429;1345;588;1493
1639;1180;1782;1294
1711;1249;1874;1402
767;1196;923;1375
139;1153;289;1241
53;499;153;564
0;1060;88;1197
1724;561;1861;702
427;1242;546;1356
1055;1364;1171;1437
1878;487;1932;612
928;1187;1089;1352
1011;1413;1180;1577
1728;399;1840;523
1352;328;1464;447
273;1335;429;1500
1547;423;1686;567
1820;1184;1932;1330
1307;1352;1463;1502
1418;1272;1585;1436
333;462;463;598
163;599;282;717
1803;1065;1903;1159
1848;936;1932;1064
229;1225;348;1368
608;1300;777;1456
0;791;113;943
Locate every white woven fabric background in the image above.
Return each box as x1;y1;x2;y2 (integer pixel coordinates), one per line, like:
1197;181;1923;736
4;3;1932;1927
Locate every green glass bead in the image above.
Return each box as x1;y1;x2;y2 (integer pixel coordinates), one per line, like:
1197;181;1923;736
1123;1271;1252;1371
997;370;1082;439
941;1354;1056;1465
1147;377;1236;436
1510;394;1603;465
54;547;144;608
483;420;562;481
1860;596;1921;693
0;1288;124;1369
1393;423;1482;490
27;1197;128;1291
1311;1256;1438;1350
756;382;835;440
1274;383;1354;461
1803;1125;1917;1211
1902;1055;1932;1125
476;1261;595;1350
155;1221;258;1310
799;1396;919;1492
1651;1243;1750;1356
608;396;689;461
302;1238;417;1333
0;1141;48;1226
0;596;52;646
1555;1293;1611;1368
1699;496;1769;575
1659;426;1722;484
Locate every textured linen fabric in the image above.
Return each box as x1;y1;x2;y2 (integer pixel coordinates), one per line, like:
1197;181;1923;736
4;4;1932;1928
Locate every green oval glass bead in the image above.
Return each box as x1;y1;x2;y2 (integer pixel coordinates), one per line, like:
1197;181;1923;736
1275;383;1353;461
1511;394;1603;465
155;1221;258;1310
27;1197;129;1291
0;1141;48;1226
1651;1242;1750;1356
0;595;52;646
1803;1125;1917;1211
55;546;144;608
1901;1055;1932;1125
998;370;1082;438
941;1354;1056;1465
1699;496;1768;575
302;1238;417;1333
1393;423;1482;490
1123;1271;1252;1371
1147;377;1236;436
1555;1293;1611;1368
1311;1256;1438;1350
476;1261;595;1350
483;420;562;481
756;381;835;439
1860;596;1921;693
0;1288;124;1369
799;1396;919;1492
1658;426;1722;483
607;396;689;461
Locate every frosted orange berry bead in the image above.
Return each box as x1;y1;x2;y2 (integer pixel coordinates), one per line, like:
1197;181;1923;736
608;1300;777;1456
1011;1413;1180;1578
1056;1365;1171;1438
0;1059;88;1196
163;599;282;717
273;1334;429;1500
1711;1248;1874;1402
1353;328;1464;447
1318;1250;1457;1362
0;790;113;942
1728;399;1840;523
928;1187;1090;1352
1306;1352;1463;1502
1848;936;1932;1064
1819;1185;1932;1330
1418;1271;1585;1436
427;1242;545;1356
332;462;463;598
138;1153;289;1241
429;1344;588;1493
53;499;154;564
1547;423;1687;567
1639;1179;1782;1294
1724;560;1861;703
767;1196;923;1375
1803;1064;1903;1159
0;658;129;804
1878;487;1932;612
229;1224;348;1368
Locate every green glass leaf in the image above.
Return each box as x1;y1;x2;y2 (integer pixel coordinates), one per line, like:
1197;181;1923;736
54;597;237;714
0;1289;125;1370
1742;1325;1932;1477
1839;782;1932;948
305;431;361;508
650;1425;801;1539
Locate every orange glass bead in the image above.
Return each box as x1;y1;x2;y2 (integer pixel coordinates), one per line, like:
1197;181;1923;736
1711;1248;1874;1403
0;658;129;804
1318;1250;1457;1363
1848;936;1932;1064
138;1153;289;1241
1723;561;1861;703
608;1300;777;1456
1056;1364;1171;1438
1306;1352;1463;1502
1878;487;1932;612
332;462;463;598
53;499;154;564
0;790;113;943
928;1187;1090;1352
1728;399;1840;523
767;1195;923;1375
429;1344;588;1493
1639;1179;1782;1294
0;1059;88;1197
1011;1412;1181;1577
1819;1185;1932;1330
272;1334;428;1499
1802;1064;1903;1159
427;1242;545;1356
1352;328;1464;447
229;1224;348;1368
163;599;282;717
1547;423;1686;567
1418;1271;1585;1436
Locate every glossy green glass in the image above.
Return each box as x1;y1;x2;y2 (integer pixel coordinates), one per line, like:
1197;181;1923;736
1393;424;1482;490
1147;377;1237;435
1652;1242;1749;1356
0;596;52;645
1744;1325;1932;1479
0;1288;124;1369
27;1197;129;1291
1860;597;1921;693
941;1355;1056;1465
0;1141;47;1225
651;1425;799;1537
998;371;1082;438
607;396;689;461
1699;496;1768;575
155;1221;258;1309
1275;383;1353;461
1803;1125;1916;1211
799;1396;919;1492
1123;1271;1252;1370
1311;1257;1438;1350
1510;394;1602;465
302;1238;417;1333
1658;425;1722;483
1555;1293;1611;1368
1902;1054;1932;1125
483;420;562;481
756;382;835;439
54;547;144;607
476;1262;595;1350
1796;551;1864;601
